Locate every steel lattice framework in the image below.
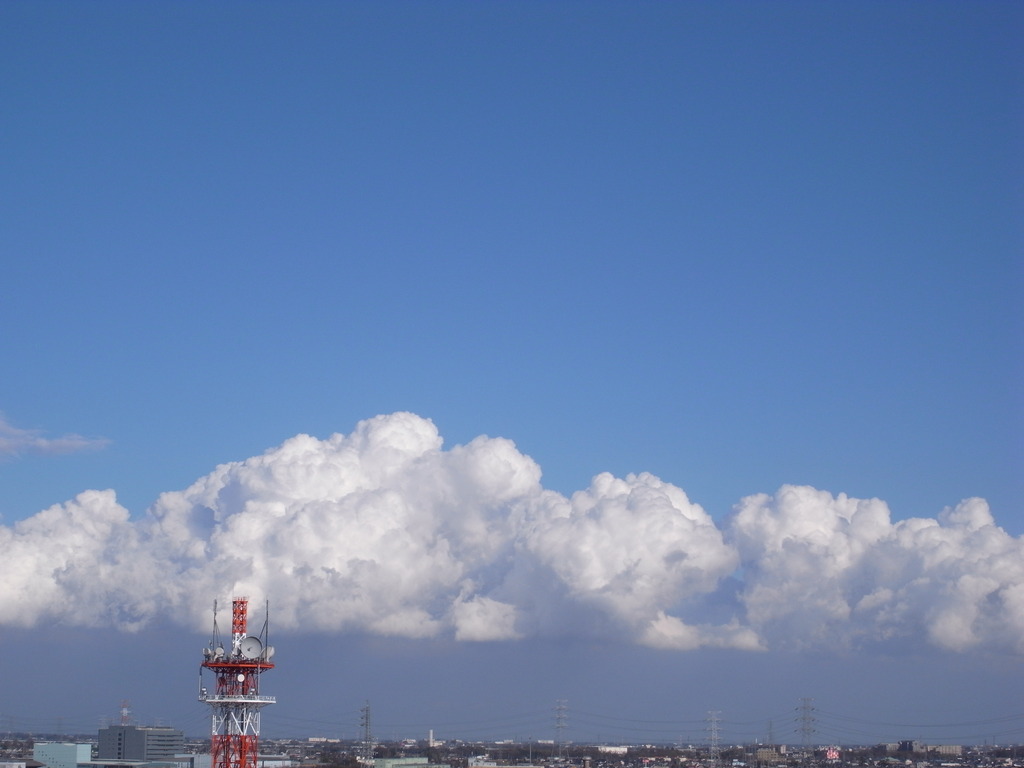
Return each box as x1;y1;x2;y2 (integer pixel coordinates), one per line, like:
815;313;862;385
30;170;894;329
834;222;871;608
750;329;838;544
200;598;275;768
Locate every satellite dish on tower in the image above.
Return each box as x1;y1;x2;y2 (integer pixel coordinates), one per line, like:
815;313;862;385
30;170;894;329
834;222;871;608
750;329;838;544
239;636;263;659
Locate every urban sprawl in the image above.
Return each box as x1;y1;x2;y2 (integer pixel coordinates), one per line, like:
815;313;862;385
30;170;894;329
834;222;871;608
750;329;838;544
2;722;1021;768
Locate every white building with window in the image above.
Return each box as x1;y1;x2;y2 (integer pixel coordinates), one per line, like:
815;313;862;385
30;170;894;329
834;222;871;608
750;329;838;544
33;742;91;768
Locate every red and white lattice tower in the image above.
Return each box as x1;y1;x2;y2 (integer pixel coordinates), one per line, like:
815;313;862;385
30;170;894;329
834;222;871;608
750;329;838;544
200;597;276;768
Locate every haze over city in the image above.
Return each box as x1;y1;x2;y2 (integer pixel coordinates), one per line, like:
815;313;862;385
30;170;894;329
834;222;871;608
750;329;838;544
1;0;1021;750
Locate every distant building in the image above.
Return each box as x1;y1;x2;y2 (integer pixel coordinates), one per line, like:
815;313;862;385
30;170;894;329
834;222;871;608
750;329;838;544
33;743;91;768
97;726;184;763
255;758;293;768
754;748;785;764
375;758;447;768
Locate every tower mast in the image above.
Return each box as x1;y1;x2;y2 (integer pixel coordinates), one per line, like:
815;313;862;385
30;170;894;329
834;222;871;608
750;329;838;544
200;597;276;768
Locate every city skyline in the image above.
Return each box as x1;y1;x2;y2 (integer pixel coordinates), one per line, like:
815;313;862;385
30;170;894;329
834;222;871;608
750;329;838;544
6;693;1022;751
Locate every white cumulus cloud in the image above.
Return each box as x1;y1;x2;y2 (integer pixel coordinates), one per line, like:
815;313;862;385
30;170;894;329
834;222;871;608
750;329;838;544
512;471;740;648
0;412;1020;655
0;490;158;630
728;486;1024;653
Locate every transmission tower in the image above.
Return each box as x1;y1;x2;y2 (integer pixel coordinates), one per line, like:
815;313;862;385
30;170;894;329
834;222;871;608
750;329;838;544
554;699;568;760
200;597;276;768
706;711;721;768
359;701;375;765
797;698;816;762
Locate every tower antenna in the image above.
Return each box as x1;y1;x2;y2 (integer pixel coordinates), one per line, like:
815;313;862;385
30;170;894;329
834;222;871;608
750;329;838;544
200;596;276;768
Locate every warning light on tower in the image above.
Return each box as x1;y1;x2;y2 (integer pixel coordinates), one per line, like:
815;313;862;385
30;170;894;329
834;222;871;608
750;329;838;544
200;597;276;768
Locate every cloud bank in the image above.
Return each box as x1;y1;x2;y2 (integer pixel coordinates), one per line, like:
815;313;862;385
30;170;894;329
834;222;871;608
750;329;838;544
1;413;1021;654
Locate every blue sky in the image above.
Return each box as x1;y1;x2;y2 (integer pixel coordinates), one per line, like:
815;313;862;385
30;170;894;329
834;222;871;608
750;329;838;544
1;0;1021;747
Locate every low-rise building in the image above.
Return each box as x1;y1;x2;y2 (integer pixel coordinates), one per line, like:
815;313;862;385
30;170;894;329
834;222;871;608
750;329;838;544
98;727;183;763
376;758;446;768
33;743;91;768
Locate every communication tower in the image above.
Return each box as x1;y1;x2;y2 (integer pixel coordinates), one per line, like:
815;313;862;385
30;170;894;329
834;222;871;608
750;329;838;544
200;597;276;768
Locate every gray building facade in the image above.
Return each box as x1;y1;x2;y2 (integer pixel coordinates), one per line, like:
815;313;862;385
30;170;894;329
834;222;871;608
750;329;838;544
97;726;184;762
